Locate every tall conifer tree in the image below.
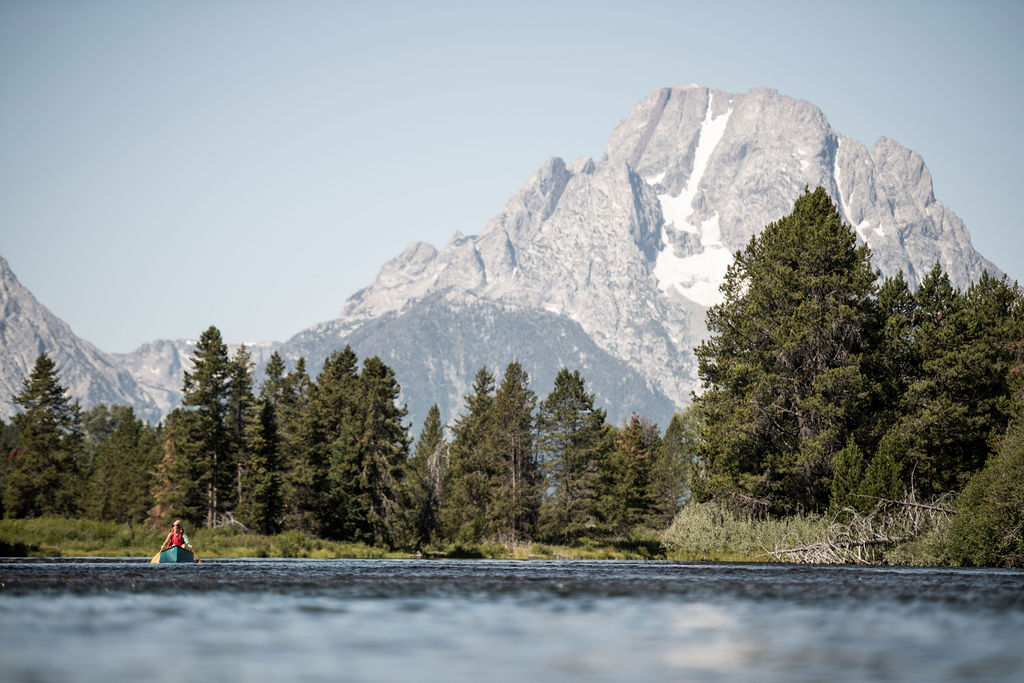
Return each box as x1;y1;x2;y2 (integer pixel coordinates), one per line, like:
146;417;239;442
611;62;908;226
489;361;539;543
85;407;159;523
694;188;878;513
599;414;660;535
407;404;447;547
3;353;83;517
347;356;410;547
180;326;234;527
536;368;607;543
441;367;496;543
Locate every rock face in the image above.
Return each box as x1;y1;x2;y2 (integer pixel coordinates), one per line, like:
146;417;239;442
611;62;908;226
293;85;997;429
0;85;1001;430
0;256;161;423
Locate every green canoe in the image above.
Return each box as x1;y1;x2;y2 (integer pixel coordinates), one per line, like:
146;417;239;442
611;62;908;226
157;546;196;563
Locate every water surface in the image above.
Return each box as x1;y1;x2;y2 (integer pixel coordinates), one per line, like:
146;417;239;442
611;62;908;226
2;558;1022;681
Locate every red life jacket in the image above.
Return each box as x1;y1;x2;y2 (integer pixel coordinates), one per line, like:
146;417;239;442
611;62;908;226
169;532;186;548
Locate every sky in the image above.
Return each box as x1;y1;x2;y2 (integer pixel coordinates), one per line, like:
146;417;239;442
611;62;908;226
2;0;1022;353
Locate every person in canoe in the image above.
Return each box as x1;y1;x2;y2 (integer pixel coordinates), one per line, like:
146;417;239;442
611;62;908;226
161;520;203;561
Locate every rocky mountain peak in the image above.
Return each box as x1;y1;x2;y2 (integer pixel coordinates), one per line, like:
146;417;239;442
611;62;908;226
0;85;1004;430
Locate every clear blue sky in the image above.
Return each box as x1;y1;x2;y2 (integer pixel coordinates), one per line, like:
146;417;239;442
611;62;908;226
2;0;1021;352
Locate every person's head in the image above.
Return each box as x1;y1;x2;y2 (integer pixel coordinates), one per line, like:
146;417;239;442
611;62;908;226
172;520;183;532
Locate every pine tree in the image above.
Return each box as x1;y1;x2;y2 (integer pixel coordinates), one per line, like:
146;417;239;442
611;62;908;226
407;404;447;547
891;266;1022;496
347;356;410;547
694;187;878;513
289;348;359;537
536;368;607;543
238;398;283;534
150;408;205;527
866;272;917;445
828;435;867;517
85;406;160;523
441;367;497;543
599;414;661;536
261;351;288;409
858;431;903;504
226;344;256;521
946;414;1024;567
4;353;84;518
180;326;234;527
488;361;539;543
648;408;698;527
278;357;315;532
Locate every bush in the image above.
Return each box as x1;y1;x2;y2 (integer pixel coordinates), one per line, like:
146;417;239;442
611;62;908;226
944;420;1024;567
661;502;827;562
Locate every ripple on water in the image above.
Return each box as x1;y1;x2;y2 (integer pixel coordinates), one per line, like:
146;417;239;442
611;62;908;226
2;559;1023;682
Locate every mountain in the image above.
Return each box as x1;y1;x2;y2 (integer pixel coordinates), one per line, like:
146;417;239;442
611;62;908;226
110;339;279;421
0;256;162;423
0;257;278;423
279;85;998;429
0;85;1001;431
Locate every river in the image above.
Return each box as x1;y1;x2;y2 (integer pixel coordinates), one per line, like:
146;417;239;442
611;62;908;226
2;558;1022;681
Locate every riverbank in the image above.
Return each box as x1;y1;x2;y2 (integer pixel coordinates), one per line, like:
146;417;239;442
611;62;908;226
1;502;954;565
0;517;673;561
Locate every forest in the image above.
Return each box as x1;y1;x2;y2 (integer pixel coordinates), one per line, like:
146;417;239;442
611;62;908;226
2;188;1022;566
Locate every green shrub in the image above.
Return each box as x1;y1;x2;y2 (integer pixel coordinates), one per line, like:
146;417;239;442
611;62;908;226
661;502;827;562
944;420;1024;567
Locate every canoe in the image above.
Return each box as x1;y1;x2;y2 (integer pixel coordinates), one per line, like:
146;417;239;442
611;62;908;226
156;546;196;563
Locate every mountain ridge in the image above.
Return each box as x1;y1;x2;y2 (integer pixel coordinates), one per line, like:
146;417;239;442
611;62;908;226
0;85;1003;429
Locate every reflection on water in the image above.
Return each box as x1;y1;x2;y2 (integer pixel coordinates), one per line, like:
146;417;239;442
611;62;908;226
2;559;1023;681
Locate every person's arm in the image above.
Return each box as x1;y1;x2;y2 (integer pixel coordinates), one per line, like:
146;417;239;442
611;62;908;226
161;531;172;550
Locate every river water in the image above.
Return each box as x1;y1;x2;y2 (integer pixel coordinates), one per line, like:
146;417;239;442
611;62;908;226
2;558;1023;681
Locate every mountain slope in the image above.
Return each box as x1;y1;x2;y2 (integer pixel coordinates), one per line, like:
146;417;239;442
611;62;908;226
309;85;998;427
0;85;1001;430
0;257;161;423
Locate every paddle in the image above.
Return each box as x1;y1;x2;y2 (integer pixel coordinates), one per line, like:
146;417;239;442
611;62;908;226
150;551;161;564
183;534;204;563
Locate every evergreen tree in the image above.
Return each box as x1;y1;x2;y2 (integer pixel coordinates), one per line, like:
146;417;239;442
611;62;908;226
150;408;205;527
946;414;1024;567
180;326;234;527
866;272;917;445
346;356;410;547
4;353;84;518
891;267;1022;496
406;404;447;547
85;406;160;524
290;348;359;537
278;357;314;532
599;413;661;536
828;435;867;517
694;188;878;513
858;431;903;504
239;398;283;534
648;408;699;527
536;368;607;543
0;416;14;518
80;403;120;472
441;367;497;543
226;344;256;519
260;351;288;409
488;361;539;543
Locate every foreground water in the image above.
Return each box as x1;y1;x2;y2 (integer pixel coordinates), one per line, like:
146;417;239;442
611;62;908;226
2;559;1023;681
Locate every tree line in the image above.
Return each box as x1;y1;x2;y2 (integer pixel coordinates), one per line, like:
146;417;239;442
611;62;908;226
0;331;694;550
4;187;1021;564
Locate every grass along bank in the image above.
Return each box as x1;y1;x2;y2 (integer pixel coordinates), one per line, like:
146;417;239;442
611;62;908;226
0;517;666;560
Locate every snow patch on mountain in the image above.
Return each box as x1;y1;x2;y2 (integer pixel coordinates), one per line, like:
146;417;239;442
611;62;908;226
653;94;734;306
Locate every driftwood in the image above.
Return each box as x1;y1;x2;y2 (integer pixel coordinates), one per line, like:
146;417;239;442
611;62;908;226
767;491;954;565
210;510;251;532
